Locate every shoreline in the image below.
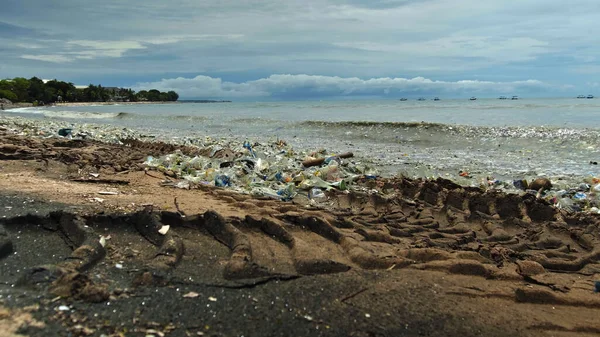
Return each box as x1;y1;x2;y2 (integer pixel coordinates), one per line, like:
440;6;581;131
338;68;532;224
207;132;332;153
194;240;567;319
54;101;180;107
1;101;180;110
0;102;33;110
0;113;598;215
1;128;600;335
4;100;598;195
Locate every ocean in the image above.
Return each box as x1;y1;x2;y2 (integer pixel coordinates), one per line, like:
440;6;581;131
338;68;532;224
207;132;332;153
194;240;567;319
5;98;600;186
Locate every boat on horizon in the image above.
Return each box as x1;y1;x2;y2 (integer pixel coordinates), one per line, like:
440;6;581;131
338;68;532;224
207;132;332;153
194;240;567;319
587;95;594;99
417;97;426;101
498;96;507;100
399;98;408;101
511;96;519;100
577;95;586;99
469;97;477;101
433;97;440;101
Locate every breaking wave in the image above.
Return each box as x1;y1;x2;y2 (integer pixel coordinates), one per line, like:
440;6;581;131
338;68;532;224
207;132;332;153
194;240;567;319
298;120;598;141
116;113;209;122
229;117;280;124
5;107;123;119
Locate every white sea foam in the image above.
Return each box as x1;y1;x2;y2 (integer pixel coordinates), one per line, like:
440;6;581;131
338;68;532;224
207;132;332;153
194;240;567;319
43;110;122;119
5;107;45;114
5;107;120;119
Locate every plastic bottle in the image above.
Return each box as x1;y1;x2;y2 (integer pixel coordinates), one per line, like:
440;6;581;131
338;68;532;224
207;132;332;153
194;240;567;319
320;164;342;182
203;168;217;181
309;188;327;202
556;197;575;211
298;176;331;190
578;183;591;191
323;156;341;165
187;156;207;170
276;184;297;201
144;156;161;167
274;172;291;183
243;141;256;158
329;179;347;190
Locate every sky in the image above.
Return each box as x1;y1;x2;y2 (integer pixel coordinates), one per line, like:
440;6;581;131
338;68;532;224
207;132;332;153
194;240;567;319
1;0;599;100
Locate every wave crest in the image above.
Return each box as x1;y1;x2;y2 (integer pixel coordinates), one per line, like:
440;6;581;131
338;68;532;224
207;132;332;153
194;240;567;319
298;120;597;141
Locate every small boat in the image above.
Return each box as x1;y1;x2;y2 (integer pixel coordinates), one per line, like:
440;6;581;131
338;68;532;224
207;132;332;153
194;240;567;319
433;97;440;101
417;97;426;101
399;98;408;101
469;97;477;101
498;96;507;100
587;95;594;99
577;95;586;99
511;96;519;100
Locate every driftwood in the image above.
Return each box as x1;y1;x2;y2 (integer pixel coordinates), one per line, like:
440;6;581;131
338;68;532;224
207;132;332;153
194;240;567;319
302;152;354;168
70;178;129;185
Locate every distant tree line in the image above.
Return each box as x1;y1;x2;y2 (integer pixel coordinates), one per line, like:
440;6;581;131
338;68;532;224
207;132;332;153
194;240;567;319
0;77;178;104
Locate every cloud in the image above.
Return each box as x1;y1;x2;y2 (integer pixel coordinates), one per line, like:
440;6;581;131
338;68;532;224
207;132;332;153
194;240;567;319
2;0;600;94
0;21;41;38
571;65;600;74
20;54;73;63
143;34;244;45
586;82;600;88
15;34;246;64
15;43;44;49
133;74;551;99
334;0;433;9
19;40;147;63
66;40;146;58
335;35;550;64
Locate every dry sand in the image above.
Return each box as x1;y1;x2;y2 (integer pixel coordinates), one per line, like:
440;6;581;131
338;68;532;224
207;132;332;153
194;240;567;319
1;130;600;336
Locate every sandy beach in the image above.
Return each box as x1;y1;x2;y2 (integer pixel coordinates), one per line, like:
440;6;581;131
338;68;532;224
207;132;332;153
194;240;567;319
52;101;181;107
1;120;600;336
3;0;600;334
1;101;179;110
0;102;33;111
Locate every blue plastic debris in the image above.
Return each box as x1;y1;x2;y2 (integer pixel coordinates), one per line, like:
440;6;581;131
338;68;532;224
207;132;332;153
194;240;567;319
243;141;256;158
58;128;73;137
513;179;527;190
276;184;297;201
215;174;231;187
323;156;341;165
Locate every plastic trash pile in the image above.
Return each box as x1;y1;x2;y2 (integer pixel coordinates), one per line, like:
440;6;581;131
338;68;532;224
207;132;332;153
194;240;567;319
144;140;379;202
6;115;600;213
1;116;144;144
544;179;600;214
479;176;600;214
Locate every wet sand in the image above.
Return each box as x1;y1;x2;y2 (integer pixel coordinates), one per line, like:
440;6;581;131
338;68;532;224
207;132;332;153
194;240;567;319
1;130;600;336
